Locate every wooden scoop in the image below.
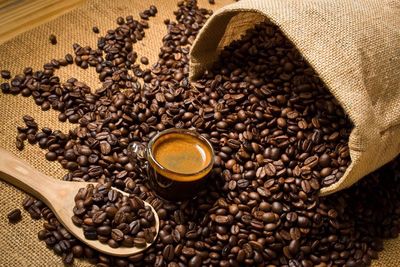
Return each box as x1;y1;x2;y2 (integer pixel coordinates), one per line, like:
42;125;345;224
0;148;159;257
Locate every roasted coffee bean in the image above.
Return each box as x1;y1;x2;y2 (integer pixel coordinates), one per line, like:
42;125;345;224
163;244;175;261
96;225;111;236
319;153;331;167
1;70;11;79
22;196;34;210
107;189;119;202
84;230;97;240
72;245;84;258
117;16;126;25
45;151;57;161
7;208;22;223
134;237;146;247
111;229;124;242
49;34;57;45
215;215;233;225
189;255;202;267
271;202;283;214
92;26;100;33
28;206;41;220
92;212;107;224
100;141;111;155
1;82;10;93
140;57;149;65
63;252;74;265
237;179;249;188
15;137;24;150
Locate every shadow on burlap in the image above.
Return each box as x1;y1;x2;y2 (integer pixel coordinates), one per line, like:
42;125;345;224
0;0;398;266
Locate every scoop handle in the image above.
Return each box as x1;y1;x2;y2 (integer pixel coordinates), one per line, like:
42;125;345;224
0;148;57;201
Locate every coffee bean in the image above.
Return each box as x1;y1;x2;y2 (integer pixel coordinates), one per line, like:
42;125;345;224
216;121;228;129
15;137;24;150
149;5;158;15
1;70;11;79
301;180;311;193
111;229;124;242
105;206;117;218
320;167;332;177
144;228;154;243
107;190;120;203
271;202;283;214
63;252;74;265
92;212;107;224
237;179;249;188
1;82;12;94
7;208;22;223
262;212;277;223
319;153;331;167
71;245;83;258
100;141;111;155
129;220;141;235
140;57;149;65
22;196;34;210
49;34;57;45
45;151;57;161
304;155;319;168
84;230;97;240
297;216;310;227
188;255;202;267
215;215;233;225
134;237;146;247
116;16;124;25
96;225;111;236
120;236;134;247
289;239;300;255
264;163;276;176
163;244;175;261
92;26;100;33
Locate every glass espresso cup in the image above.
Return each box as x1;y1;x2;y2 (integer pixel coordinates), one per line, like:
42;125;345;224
127;128;215;201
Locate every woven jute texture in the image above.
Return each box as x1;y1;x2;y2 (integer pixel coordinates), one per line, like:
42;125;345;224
190;0;400;197
0;0;399;266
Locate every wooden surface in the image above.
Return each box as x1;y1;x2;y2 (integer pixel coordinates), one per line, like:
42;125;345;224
0;0;85;44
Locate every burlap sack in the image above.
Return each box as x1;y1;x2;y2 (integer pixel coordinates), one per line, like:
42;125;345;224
189;0;400;196
0;0;399;266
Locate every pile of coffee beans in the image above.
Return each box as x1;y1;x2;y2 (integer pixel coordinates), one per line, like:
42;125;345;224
72;183;156;248
1;0;400;266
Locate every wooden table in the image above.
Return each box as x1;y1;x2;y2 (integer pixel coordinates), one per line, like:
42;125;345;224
0;0;85;44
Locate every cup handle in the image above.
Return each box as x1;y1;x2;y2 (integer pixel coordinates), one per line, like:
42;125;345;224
128;141;173;190
128;141;148;170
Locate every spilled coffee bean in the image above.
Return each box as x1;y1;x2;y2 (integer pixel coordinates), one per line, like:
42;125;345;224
1;70;11;79
49;34;57;45
72;183;156;248
7;208;22;223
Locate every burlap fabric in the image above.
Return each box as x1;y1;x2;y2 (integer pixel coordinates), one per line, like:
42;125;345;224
189;0;400;196
0;0;398;266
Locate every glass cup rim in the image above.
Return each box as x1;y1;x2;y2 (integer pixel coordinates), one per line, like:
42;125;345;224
147;128;215;178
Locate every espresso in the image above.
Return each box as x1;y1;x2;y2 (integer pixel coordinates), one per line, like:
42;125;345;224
151;132;212;180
